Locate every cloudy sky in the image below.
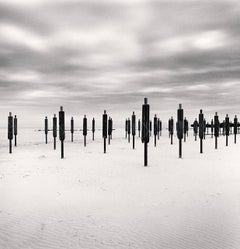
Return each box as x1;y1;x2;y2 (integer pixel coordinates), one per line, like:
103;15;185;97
0;0;240;127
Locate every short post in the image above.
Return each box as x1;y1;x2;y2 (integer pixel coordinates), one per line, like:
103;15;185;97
214;112;219;149
92;118;95;141
127;118;131;143
169;117;174;144
157;118;160;140
153;114;158;147
102;110;108;153
142;98;150;166
70;117;74;142
138;119;141;138
14;115;17;147
45;116;48;144
59;106;65;159
132;112;136;149
225;114;229;146
53;114;57;150
199;109;204;154
177;104;184;158
83;115;87;147
8;112;13;154
234;115;237;144
108;117;112;145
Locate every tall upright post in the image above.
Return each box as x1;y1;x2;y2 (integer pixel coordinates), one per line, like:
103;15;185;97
234;115;238;144
53;114;57;150
70;117;74;142
102;110;108;153
138;119;141;138
169;117;174;144
108;117;112;145
153;114;158;147
83;115;87;147
92;118;95;141
45;116;48;144
127;118;131;143
142;98;150;166
14;115;17;147
132;112;136;149
177;104;184;158
8;112;13;154
199;109;204;154
225;114;229;146
59;106;65;159
214;112;219;149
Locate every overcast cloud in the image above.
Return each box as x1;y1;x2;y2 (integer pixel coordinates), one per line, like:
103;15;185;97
0;0;240;127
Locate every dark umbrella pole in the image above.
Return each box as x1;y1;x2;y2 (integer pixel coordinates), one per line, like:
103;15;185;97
225;114;229;147
153;115;157;147
127;118;131;143
53;114;57;150
177;104;184;158
108;117;112;145
138;119;141;138
92;118;95;141
199;109;204;154
132;112;136;149
8;112;13;154
142;98;150;166
83;115;87;147
44;116;48;144
102;111;108;153
234;115;238;144
59;106;65;159
71;117;74;142
214;112;219;149
169;117;174;145
14;115;17;147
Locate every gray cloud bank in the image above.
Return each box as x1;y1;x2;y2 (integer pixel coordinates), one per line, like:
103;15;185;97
0;0;240;126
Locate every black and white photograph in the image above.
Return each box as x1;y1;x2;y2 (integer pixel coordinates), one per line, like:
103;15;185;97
0;0;240;248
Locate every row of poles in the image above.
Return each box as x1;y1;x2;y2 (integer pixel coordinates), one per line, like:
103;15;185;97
167;111;239;154
125;99;239;166
6;98;240;166
125;113;162;149
43;108;113;158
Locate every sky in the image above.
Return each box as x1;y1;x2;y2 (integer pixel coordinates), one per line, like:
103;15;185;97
0;0;240;128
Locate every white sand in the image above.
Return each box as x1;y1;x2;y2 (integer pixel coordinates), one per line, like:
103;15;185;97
0;129;240;249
